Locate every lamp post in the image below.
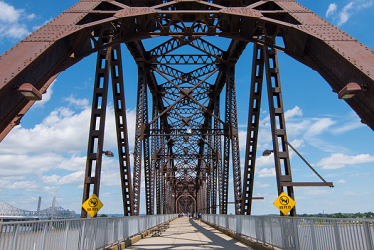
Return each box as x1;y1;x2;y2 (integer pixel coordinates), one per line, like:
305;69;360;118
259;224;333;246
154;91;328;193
96;150;114;159
103;150;114;157
17;83;42;101
338;82;362;99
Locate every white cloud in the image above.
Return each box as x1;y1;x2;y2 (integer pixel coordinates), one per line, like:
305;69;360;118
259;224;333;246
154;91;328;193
8;181;40;191
338;2;354;26
343;191;370;195
58;171;85;185
33;80;56;108
64;95;89;108
255;182;270;188
285;106;303;120
306;118;336;136
349;172;370;178
0;153;65;176
316;153;374;169
257;168;275;178
289;139;304;148
0;1;23;23
27;13;36;20
326;3;338;17
326;1;373;26
332;114;364;134
256;155;275;167
42;174;61;185
0;1;35;39
336;179;346;183
0;105;137;155
301;187;335;195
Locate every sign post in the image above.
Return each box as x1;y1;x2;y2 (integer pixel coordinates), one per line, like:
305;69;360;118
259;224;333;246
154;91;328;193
82;194;104;218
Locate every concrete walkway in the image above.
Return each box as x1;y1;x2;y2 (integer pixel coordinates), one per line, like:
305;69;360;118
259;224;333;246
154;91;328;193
127;217;253;249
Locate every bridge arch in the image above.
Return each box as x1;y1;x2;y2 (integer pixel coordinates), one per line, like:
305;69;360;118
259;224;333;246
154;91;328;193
1;1;374;138
0;0;373;217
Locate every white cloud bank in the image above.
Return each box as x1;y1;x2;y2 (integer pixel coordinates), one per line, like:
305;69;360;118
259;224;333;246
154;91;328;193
326;1;373;26
316;153;374;169
326;3;338;17
0;1;35;39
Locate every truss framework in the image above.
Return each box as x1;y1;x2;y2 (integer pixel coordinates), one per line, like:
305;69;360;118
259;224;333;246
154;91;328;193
1;0;372;216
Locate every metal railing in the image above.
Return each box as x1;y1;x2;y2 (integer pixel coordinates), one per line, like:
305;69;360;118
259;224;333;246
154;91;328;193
0;214;177;250
203;214;374;250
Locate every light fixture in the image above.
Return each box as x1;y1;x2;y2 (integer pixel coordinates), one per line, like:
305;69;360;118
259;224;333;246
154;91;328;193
338;82;362;99
103;150;114;157
17;83;42;101
262;149;273;156
186;128;192;134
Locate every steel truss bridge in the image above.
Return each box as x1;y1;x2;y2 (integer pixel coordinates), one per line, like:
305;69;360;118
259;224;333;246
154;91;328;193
0;0;373;218
0;202;75;220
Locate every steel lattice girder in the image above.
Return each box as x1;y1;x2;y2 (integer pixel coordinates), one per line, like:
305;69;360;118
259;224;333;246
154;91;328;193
0;0;374;216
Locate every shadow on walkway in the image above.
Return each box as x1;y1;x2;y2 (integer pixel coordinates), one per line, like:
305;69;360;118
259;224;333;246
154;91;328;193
189;218;249;249
128;217;251;249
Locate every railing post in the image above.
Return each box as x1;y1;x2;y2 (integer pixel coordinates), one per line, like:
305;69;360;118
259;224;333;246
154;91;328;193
11;224;20;250
293;218;300;250
262;217;266;243
280;219;287;249
112;219;116;245
63;221;70;250
333;220;342;250
364;221;374;250
41;223;48;250
79;220;86;250
269;217;274;247
310;219;317;250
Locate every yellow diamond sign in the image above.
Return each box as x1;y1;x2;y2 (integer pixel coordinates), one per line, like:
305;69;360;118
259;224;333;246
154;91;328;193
273;192;296;215
82;194;103;218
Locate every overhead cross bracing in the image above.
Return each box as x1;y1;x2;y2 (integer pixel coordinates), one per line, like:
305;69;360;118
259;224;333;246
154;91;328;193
0;0;373;217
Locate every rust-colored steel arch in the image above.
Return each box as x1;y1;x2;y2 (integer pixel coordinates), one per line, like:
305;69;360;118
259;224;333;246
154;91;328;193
0;0;372;216
1;0;373;139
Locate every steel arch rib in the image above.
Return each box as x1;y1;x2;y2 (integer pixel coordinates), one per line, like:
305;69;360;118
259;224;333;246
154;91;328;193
1;0;374;140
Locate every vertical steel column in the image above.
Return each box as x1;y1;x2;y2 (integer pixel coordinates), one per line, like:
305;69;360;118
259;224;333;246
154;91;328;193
143;90;152;215
242;43;265;215
206;115;215;214
162;172;166;214
133;62;147;216
206;118;212;213
81;47;110;218
213;95;221;215
156;167;161;214
222;87;230;215
109;44;134;216
226;64;242;215
206;172;211;213
151;95;159;214
264;46;296;216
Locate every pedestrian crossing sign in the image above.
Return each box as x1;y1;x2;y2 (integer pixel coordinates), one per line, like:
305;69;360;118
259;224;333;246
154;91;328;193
82;194;103;217
273;192;296;215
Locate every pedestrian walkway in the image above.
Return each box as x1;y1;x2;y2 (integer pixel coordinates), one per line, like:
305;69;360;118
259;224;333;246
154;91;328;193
127;216;253;249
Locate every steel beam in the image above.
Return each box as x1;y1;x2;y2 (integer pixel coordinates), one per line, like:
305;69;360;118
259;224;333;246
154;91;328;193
109;44;134;216
81;46;110;218
264;45;296;216
242;43;265;215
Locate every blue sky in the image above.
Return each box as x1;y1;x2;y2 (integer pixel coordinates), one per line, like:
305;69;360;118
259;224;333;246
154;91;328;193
0;0;373;216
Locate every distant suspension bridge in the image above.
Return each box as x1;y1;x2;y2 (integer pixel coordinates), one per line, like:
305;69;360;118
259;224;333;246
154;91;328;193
0;197;75;220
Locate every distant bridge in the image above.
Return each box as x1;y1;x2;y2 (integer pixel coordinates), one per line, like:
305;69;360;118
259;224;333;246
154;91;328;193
0;198;75;220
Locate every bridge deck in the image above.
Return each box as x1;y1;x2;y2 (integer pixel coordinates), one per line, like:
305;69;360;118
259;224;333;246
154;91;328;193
127;216;253;249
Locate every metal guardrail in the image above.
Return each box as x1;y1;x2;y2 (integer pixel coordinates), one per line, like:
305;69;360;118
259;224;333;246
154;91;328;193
0;214;177;250
203;214;374;250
